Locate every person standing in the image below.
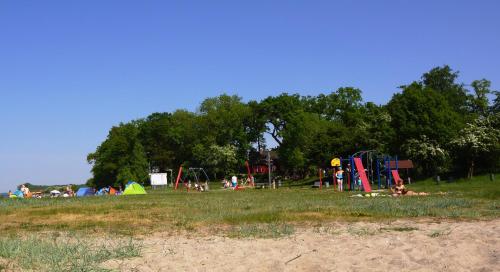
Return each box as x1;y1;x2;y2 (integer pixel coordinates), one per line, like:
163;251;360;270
336;167;344;192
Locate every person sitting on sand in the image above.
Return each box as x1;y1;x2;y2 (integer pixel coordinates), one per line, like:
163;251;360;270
390;179;407;196
391;179;428;196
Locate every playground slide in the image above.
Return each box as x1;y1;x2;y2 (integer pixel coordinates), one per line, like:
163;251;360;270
391;170;402;183
353;158;372;192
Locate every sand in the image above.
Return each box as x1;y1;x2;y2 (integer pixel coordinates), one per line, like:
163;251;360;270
103;219;499;272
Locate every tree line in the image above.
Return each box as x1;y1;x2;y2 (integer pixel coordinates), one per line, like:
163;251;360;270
87;66;500;188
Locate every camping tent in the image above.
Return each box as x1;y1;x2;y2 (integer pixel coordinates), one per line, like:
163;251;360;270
13;190;24;198
50;190;61;197
109;187;117;195
123;182;147;195
96;188;109;196
76;187;94;197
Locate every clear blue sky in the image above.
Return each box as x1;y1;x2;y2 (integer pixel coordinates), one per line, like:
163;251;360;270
1;0;499;192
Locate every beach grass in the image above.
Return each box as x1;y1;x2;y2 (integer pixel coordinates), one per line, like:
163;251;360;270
0;236;140;271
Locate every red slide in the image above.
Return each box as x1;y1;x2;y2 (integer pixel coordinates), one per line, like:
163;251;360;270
353;158;372;192
391;170;402;183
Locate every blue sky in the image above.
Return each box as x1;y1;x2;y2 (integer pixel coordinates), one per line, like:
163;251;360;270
0;0;499;192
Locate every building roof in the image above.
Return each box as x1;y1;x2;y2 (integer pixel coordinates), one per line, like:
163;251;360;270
389;160;413;169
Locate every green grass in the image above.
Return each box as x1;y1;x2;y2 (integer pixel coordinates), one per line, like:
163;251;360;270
0;175;497;270
0;175;498;237
0;236;140;271
406;174;499;199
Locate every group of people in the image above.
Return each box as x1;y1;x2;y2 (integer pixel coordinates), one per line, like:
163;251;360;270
222;176;238;189
7;184;77;199
48;185;77;198
6;184;128;199
222;175;249;190
7;184;35;198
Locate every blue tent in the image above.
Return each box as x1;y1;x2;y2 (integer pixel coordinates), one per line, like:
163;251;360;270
95;187;109;196
13;190;24;198
76;187;94;197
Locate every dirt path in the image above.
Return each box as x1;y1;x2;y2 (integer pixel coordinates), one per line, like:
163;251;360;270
103;219;499;272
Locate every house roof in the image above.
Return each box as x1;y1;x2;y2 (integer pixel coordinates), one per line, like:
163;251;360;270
389;160;413;169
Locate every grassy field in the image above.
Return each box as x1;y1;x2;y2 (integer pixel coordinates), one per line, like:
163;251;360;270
0;175;498;271
1;175;498;236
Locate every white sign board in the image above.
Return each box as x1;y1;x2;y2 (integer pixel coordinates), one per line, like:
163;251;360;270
150;173;168;186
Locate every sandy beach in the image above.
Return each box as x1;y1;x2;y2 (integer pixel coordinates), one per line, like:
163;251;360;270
102;219;499;272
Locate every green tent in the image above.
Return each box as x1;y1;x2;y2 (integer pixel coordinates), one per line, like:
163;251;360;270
123;182;147;195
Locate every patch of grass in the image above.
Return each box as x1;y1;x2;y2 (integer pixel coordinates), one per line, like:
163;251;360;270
348;227;377;236
380;226;419;232
228;223;295;238
428;228;452;238
0;236;141;271
313;225;343;235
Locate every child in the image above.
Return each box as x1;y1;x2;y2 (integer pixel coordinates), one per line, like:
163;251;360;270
231;176;238;189
335;167;344;192
354;174;362;191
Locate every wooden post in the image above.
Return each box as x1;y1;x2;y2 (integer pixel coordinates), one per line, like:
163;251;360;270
267;151;272;188
174;166;183;190
245;160;254;186
319;168;323;189
333;167;337;191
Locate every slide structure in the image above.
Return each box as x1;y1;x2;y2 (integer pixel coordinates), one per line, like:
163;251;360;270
391;170;402;183
353;157;372;192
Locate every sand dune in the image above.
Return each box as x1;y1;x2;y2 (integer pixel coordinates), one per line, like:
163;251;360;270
103;219;499;272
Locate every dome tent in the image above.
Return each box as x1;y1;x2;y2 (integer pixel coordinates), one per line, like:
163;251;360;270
123;182;147;195
76;187;94;197
13;190;24;198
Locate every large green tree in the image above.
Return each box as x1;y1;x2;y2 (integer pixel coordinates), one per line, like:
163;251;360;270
421;65;470;115
87;65;495;183
259;93;304;146
451;114;500;178
388;82;462;148
193;144;239;178
87;122;149;188
198;94;253;160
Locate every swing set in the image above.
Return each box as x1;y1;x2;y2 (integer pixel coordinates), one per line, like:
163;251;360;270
174;166;211;191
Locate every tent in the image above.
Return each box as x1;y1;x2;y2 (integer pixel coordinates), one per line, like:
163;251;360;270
13;190;24;198
123;182;147;195
76;187;94;197
50;190;61;197
109;187;117;195
96;188;109;196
